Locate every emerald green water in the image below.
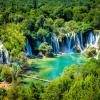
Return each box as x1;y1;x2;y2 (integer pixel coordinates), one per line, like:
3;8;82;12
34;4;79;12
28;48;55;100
30;54;87;80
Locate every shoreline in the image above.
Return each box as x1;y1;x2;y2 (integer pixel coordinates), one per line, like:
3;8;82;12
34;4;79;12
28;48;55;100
27;54;61;64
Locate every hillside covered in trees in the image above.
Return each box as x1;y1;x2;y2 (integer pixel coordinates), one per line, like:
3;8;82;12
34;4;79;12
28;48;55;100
0;0;100;100
0;0;100;59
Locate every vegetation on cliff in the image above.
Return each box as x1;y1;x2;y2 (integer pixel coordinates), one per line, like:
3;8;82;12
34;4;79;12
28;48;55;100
0;0;100;59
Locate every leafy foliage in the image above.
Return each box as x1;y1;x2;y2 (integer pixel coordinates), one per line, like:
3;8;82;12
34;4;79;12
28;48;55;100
1;66;12;82
0;0;100;60
0;58;100;100
0;0;100;99
42;58;100;100
0;23;25;60
39;42;52;52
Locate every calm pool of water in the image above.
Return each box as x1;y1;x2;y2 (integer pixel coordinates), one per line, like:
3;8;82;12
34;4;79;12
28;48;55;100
31;54;87;80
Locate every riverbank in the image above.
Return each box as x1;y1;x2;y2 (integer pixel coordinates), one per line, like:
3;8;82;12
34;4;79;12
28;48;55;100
0;82;11;90
27;54;61;64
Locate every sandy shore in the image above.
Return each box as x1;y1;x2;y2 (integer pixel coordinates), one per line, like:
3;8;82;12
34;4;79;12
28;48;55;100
28;57;56;64
0;82;11;90
27;54;63;64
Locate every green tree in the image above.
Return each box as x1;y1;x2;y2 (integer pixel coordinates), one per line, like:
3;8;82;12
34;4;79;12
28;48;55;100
1;66;12;82
0;23;25;61
64;21;79;34
26;82;41;100
39;42;52;56
7;85;27;100
37;28;49;38
63;8;73;21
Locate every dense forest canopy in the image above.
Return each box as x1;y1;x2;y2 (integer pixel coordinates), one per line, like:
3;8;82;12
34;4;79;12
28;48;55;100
0;0;100;100
0;0;99;62
0;0;99;60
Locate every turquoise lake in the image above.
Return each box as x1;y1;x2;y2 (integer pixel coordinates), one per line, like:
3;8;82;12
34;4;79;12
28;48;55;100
30;54;87;80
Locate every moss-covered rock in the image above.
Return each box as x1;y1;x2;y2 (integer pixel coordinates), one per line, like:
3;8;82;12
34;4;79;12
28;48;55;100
83;47;97;58
75;45;81;53
46;52;54;58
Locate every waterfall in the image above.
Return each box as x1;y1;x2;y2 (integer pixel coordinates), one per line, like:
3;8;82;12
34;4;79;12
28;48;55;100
51;33;60;54
76;36;83;53
26;39;33;56
65;33;77;53
33;31;100;55
87;32;95;47
87;32;100;48
65;34;73;53
62;38;66;53
36;40;41;47
76;33;85;53
80;33;84;50
62;32;100;54
53;32;100;54
86;32;100;59
5;49;9;64
0;41;9;64
43;36;46;42
71;33;76;51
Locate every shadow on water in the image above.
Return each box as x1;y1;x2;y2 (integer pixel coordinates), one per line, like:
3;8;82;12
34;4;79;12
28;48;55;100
23;63;42;73
22;54;87;80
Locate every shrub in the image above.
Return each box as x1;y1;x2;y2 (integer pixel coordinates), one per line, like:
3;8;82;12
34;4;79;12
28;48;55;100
0;89;7;100
84;47;96;57
7;85;27;100
1;66;12;82
15;52;28;69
